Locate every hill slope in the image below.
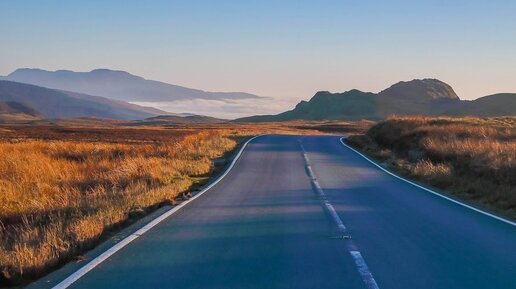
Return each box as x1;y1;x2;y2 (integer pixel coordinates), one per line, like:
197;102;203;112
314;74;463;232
237;79;514;121
0;80;167;120
445;93;516;117
2;68;264;102
0;101;40;116
0;101;42;122
240;90;379;121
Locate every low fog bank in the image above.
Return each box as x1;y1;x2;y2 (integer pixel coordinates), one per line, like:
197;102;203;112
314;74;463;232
131;97;298;119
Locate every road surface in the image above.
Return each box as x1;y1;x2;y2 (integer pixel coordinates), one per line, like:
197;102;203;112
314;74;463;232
36;135;516;289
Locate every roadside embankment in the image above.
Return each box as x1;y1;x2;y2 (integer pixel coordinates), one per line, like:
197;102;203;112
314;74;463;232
346;116;515;220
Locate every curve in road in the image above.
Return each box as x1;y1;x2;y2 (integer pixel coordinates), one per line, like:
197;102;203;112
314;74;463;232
31;135;516;289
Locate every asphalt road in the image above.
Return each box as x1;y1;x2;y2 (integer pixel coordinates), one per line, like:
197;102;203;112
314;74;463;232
38;135;516;289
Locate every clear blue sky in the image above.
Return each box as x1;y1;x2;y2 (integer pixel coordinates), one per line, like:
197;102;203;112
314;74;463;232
1;0;515;101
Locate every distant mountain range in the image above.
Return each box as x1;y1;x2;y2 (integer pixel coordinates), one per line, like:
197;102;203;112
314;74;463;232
1;68;264;102
2;72;514;123
0;80;167;120
237;79;515;121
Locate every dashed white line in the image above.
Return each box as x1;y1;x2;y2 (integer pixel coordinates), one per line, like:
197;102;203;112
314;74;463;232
306;164;316;180
300;138;380;289
301;143;346;231
313;180;326;198
301;142;344;229
350;251;381;289
324;200;347;231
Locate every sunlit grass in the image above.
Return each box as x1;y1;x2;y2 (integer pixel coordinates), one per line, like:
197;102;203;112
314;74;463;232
0;130;236;284
0;120;367;285
347;116;515;219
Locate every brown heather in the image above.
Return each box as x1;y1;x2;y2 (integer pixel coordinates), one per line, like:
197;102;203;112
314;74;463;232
0;130;236;284
0;121;369;285
347;116;516;220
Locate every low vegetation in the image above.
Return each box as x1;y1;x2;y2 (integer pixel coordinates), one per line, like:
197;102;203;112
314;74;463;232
347;116;516;220
0;121;369;286
0;128;239;285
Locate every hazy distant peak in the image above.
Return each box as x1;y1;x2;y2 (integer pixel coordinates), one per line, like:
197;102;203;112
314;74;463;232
90;68;126;73
10;68;132;74
11;68;142;80
3;68;264;102
89;68;142;79
0;80;167;120
8;68;46;76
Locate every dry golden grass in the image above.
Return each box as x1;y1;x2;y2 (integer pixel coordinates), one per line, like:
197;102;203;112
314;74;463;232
0;120;369;285
0;129;237;285
347;116;516;220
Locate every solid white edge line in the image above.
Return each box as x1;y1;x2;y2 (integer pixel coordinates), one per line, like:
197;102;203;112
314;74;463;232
349;251;380;289
339;137;516;227
51;134;265;289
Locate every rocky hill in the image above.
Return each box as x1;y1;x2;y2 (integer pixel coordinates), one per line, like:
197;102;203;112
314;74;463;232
237;79;513;121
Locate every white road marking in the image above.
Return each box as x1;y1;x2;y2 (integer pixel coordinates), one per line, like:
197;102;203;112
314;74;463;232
306;164;316;180
350;251;381;289
300;141;346;232
339;138;516;227
51;135;264;289
324;201;347;231
313;181;326;198
300;138;380;288
302;152;310;163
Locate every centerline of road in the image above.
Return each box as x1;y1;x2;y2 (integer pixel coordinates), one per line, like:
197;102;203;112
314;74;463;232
298;138;380;289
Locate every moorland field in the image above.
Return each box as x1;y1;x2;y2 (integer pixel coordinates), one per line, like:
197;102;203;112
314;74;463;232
0;121;369;285
2;117;514;286
347;116;516;219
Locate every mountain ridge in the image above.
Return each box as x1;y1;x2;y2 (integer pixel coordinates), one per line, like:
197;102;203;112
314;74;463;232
379;78;459;100
237;79;514;121
0;80;168;120
2;68;265;102
444;93;516;117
